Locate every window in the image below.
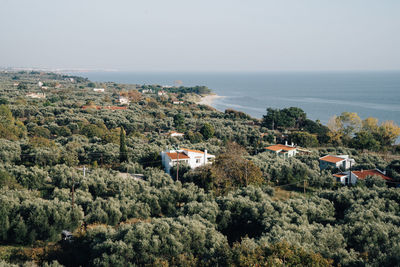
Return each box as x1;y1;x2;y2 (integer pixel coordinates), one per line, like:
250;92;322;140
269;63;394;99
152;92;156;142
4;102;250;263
196;159;200;163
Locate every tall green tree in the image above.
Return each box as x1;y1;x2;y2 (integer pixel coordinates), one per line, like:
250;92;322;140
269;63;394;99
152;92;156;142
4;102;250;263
119;127;128;163
173;113;185;131
200;123;215;140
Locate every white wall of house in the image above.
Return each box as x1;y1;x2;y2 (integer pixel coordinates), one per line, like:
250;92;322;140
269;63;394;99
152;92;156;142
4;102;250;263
269;148;297;158
286;149;297;157
319;155;355;170
334;171;359;185
336;172;358;185
119;96;129;105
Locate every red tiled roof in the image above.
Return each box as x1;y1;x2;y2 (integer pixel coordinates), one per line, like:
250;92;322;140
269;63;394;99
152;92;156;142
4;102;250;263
265;144;296;152
319;155;346;163
181;148;206;154
166;152;190;160
104;106;127;110
352;170;392;181
82;106;127;110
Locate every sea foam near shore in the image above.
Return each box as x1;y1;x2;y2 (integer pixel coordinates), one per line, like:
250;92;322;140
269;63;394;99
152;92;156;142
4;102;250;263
197;94;225;107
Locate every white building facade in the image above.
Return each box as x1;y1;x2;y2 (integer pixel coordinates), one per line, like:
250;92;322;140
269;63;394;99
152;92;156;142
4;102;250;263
319;155;355;170
265;142;298;158
161;148;215;175
168;131;184;138
333;169;391;185
118;96;130;105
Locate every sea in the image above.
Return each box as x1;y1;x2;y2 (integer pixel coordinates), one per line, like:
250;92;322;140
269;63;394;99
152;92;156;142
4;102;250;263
69;71;400;126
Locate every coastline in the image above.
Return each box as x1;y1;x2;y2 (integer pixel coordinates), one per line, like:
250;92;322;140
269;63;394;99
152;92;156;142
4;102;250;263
196;94;225;107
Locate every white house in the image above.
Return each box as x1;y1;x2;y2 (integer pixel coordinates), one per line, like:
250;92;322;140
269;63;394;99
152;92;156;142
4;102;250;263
93;88;105;92
333;169;392;185
265;142;297;158
173;100;184;105
319;155;355;171
168;131;184;138
161;148;215;175
118;96;130;105
141;89;153;94
158;90;167;96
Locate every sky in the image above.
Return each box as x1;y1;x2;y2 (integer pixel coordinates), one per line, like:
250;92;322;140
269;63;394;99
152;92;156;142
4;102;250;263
1;0;399;72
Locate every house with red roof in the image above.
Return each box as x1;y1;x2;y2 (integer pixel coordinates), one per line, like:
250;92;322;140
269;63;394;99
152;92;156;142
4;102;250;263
265;142;298;158
333;169;392;185
161;148;215;175
319;155;355;171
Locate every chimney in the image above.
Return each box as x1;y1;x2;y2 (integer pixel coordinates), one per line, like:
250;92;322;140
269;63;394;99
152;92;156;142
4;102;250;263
291;142;294;147
204;150;207;165
285;141;288;146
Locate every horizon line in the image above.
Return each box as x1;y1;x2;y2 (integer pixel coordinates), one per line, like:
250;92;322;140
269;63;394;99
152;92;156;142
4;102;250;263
2;67;400;73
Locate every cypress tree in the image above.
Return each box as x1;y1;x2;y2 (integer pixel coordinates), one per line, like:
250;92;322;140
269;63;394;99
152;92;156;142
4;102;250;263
119;127;128;163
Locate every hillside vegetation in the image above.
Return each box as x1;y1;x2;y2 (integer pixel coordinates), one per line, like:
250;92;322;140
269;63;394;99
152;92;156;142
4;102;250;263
0;71;400;266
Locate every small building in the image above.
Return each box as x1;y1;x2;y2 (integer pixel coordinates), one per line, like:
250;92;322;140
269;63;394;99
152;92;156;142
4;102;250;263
118;96;130;105
172;100;184;105
26;92;46;99
141;89;153;94
93;88;105;92
333;169;392;185
38;81;43;87
265;142;297;158
319;155;355;171
161;148;215;175
168;131;184;138
158;90;167;96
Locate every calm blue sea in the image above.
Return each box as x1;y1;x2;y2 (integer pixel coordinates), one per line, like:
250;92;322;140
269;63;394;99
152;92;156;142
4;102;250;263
70;71;400;126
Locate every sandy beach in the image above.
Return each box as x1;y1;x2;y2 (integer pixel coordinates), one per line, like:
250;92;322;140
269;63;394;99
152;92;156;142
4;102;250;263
197;94;225;107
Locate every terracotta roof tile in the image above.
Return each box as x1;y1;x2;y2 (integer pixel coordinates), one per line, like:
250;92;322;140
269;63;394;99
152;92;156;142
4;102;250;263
352;170;392;181
166;152;190;160
319;155;346;163
265;144;296;152
181;148;206;154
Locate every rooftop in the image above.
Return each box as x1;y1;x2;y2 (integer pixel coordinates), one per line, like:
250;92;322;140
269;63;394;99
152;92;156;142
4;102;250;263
319;155;346;163
352;170;392;181
265;144;296;152
166;152;190;160
181;148;207;154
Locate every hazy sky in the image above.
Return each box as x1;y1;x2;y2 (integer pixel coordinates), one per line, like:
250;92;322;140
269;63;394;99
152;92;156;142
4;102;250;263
1;0;399;71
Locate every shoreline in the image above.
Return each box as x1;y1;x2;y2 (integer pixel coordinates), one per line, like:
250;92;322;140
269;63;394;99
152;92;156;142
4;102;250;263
196;94;225;107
